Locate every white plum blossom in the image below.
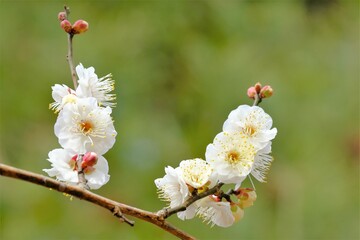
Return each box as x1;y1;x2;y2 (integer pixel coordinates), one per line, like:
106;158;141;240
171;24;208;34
75;63;116;108
49;84;77;113
54;97;117;155
43;148;110;190
155;159;218;221
251;142;273;182
179;158;215;189
196;196;235;227
205;132;256;185
154;166;196;219
43;148;78;184
223;105;277;150
155;166;189;208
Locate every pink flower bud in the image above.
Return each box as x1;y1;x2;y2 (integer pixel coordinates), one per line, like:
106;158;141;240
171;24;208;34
247;86;257;99
260;85;273;98
83;166;95;174
60;20;72;33
81;152;98;169
58;12;67;21
72;20;89;34
254;82;262;94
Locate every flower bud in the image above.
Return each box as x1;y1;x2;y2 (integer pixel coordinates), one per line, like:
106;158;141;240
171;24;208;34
260;85;273;98
81;152;98;169
231;205;244;222
58;12;67;21
60;20;72;33
83;166;95;174
72;20;89;34
247;86;257;99
254;82;262;94
236;188;257;209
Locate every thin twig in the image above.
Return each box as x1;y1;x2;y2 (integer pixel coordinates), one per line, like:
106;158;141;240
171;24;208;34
64;6;78;89
0;163;195;240
253;93;262;106
67;33;78;89
158;182;224;219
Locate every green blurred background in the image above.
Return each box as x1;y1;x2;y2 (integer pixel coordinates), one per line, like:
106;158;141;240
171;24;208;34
0;0;358;239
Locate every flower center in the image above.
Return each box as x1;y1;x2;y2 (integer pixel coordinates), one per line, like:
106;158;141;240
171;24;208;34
243;124;256;136
80;120;93;135
226;150;241;164
62;94;77;105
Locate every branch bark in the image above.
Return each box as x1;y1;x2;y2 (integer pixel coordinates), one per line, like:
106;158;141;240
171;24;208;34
158;183;224;219
0;163;195;240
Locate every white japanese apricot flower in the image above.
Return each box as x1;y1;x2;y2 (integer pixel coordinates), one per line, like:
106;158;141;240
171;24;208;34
155;159;218;221
154;166;195;219
223;105;277;150
49;84;77;113
205;131;256;185
75;63;116;108
179;158;215;189
196;196;235;227
43;148;110;190
251;142;273;182
54;97;117;155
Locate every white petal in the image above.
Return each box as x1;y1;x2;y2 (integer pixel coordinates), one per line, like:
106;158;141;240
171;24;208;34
85;156;110;190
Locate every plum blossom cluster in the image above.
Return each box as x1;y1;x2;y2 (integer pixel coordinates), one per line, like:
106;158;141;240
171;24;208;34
43;64;116;190
155;83;277;227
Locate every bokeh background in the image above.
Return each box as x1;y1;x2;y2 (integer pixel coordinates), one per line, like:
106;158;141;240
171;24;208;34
0;0;358;239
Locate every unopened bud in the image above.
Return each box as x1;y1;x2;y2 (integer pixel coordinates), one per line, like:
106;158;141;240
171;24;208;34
81;152;98;169
254;82;262;94
260;85;273;98
231;205;244;222
236;188;257;209
247;86;257;99
83;166;95;174
60;20;72;33
58;12;67;21
72;20;89;34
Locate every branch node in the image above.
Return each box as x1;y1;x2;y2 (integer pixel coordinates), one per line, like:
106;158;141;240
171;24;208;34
112;205;135;227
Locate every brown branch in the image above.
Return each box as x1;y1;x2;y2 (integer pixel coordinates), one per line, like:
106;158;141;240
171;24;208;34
0;163;195;240
157;183;224;219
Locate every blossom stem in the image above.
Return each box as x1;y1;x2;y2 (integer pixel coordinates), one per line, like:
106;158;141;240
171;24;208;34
76;154;88;189
253;93;262;106
158;182;224;219
64;6;78;89
0;163;195;240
